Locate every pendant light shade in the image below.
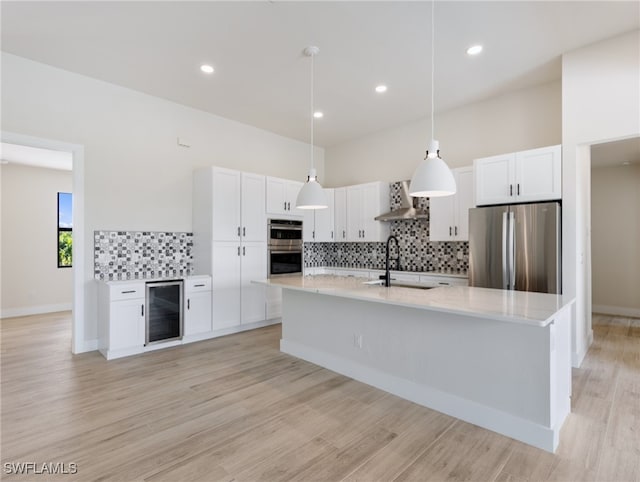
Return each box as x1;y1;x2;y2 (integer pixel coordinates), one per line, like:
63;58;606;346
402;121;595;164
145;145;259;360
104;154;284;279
409;140;456;197
296;46;328;210
409;1;456;198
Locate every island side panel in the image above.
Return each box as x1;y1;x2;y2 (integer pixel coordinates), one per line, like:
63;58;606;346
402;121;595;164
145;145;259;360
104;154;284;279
280;289;565;452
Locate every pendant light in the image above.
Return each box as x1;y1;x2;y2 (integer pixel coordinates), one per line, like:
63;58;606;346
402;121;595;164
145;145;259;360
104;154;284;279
409;1;456;198
296;46;328;210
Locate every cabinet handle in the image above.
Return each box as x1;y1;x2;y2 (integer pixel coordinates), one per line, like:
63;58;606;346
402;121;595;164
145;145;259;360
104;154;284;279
141;304;144;317
343;230;346;239
237;246;240;256
284;201;287;211
331;231;334;239
510;184;513;196
288;202;291;211
243;246;246;256
363;230;365;238
449;226;452;236
237;226;241;237
517;184;520;196
438;282;450;285
121;290;136;294
194;283;205;287
455;226;458;236
187;299;190;310
243;227;246;237
313;230;315;239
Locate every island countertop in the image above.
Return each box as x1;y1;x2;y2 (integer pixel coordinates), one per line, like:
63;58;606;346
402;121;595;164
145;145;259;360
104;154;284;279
256;275;574;327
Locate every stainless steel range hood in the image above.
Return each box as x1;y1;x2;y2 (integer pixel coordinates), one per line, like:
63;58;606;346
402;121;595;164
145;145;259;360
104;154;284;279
374;180;428;222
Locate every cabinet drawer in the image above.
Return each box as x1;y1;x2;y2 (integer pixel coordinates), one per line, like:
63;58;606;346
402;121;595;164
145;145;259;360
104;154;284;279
185;277;212;292
109;283;144;301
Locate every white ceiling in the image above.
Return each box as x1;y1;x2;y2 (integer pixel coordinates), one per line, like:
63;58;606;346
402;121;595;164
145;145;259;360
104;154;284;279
1;1;639;147
0;143;72;171
591;137;640;168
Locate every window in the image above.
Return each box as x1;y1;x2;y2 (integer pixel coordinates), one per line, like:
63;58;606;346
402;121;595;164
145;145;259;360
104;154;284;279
58;192;72;268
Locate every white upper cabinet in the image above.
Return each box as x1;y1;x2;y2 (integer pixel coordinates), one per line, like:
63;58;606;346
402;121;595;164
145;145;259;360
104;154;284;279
241;172;267;242
194;167;266;243
346;182;390;242
303;189;335;242
266;176;303;217
474;145;561;206
429;167;474;241
334;188;348;242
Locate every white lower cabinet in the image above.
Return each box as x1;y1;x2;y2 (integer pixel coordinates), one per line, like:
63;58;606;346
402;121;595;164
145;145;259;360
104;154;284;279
98;282;145;359
210;241;266;330
184;276;212;336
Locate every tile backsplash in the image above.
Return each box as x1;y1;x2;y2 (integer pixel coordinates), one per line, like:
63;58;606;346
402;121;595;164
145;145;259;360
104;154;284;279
304;181;469;273
94;230;193;280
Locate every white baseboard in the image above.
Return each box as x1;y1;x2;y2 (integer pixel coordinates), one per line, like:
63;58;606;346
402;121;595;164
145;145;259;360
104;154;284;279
1;303;72;319
281;338;560;453
593;305;640;318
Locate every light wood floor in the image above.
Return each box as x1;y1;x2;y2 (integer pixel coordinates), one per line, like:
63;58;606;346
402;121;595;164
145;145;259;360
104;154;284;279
1;312;638;481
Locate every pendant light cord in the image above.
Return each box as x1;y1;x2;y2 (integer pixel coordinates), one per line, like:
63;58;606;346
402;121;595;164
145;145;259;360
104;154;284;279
310;50;315;172
431;0;435;142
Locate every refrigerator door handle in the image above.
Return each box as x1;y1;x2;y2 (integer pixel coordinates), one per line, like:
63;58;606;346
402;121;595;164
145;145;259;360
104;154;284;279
509;211;516;290
502;212;509;290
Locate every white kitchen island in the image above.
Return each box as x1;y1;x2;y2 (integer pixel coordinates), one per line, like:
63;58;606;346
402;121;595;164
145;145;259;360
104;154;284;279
256;275;574;453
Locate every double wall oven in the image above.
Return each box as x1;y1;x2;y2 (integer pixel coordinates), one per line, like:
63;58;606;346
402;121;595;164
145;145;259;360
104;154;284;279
268;219;303;277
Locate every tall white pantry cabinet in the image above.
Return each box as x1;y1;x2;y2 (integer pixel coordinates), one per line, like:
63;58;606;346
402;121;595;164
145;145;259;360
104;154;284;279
192;167;270;333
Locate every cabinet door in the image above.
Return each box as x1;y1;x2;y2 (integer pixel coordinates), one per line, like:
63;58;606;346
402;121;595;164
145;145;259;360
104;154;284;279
241;173;266;242
286;180;304;216
454;167;474;241
515;145;562;202
212;168;242;242
361;183;390;242
334;188;348;242
211;242;241;330
110;298;145;350
241;242;267;324
346;185;363;241
474;154;514;206
184;291;212;336
315;189;335;242
303;209;316;242
266;177;286;215
429;194;454;241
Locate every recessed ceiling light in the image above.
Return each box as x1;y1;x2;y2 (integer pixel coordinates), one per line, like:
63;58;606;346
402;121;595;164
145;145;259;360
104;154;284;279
200;64;214;74
622;160;631;165
375;85;388;93
466;45;483;56
313;111;324;119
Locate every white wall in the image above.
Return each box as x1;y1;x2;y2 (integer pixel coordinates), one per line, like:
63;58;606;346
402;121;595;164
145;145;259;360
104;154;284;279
591;164;640;316
1;53;324;348
1;164;73;317
562;30;640;365
325;80;561;186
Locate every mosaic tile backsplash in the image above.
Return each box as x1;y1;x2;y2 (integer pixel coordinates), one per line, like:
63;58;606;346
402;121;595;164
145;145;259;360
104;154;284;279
304;181;469;273
94;231;193;280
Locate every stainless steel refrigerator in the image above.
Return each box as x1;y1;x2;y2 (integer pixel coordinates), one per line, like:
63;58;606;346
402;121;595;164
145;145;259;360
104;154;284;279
468;202;561;294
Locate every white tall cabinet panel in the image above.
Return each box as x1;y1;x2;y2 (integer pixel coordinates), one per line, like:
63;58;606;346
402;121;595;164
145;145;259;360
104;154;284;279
241;173;267;242
429;167;474;242
109;298;145;350
211;242;242;330
334;188;348;242
241;243;267;324
184;276;213;336
475;145;561;206
211;168;242;242
193;166;269;333
346;185;364;241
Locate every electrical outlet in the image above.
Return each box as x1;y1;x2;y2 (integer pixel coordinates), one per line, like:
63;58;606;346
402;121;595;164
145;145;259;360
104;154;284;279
353;333;363;349
457;251;463;260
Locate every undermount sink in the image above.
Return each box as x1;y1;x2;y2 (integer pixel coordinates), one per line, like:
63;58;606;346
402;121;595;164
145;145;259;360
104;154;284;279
362;279;434;290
